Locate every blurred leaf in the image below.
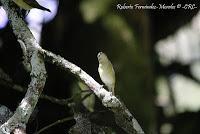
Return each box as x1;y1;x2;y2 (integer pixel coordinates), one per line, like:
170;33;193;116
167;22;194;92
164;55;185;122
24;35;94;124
78;82;95;112
80;0;113;23
103;13;136;47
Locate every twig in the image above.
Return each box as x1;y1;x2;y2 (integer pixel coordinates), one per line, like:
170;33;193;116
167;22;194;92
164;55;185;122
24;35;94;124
80;93;93;102
40;91;91;105
0;77;90;106
35;117;74;134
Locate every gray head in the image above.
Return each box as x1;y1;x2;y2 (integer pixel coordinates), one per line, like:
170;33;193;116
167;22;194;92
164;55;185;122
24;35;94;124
97;52;108;63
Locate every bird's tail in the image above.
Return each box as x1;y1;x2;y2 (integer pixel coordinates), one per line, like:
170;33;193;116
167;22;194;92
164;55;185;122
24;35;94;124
35;5;51;12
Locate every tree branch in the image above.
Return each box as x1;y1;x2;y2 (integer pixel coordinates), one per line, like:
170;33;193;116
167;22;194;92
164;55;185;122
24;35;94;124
0;0;46;133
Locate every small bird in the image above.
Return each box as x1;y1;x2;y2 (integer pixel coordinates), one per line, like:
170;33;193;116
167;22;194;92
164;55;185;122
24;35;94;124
12;0;51;12
97;52;116;95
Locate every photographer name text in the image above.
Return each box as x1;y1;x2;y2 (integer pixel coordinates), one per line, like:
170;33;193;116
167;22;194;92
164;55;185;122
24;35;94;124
117;3;197;10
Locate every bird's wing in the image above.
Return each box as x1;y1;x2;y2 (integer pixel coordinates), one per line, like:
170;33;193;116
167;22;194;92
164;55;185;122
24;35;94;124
22;0;51;12
22;0;40;8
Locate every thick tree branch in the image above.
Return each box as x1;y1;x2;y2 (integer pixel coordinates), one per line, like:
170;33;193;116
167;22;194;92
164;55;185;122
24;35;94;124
0;0;46;133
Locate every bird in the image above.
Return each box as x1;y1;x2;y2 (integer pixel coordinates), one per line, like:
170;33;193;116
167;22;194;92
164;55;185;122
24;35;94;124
12;0;51;12
97;52;116;95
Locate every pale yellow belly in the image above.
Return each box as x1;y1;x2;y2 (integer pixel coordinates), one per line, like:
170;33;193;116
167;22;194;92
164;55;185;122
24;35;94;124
13;0;33;10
